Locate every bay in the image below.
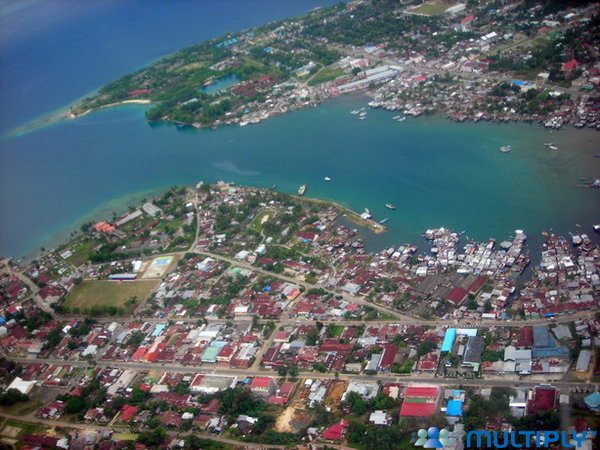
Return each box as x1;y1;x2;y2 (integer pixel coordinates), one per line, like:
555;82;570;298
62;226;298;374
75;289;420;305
1;95;599;260
0;0;598;261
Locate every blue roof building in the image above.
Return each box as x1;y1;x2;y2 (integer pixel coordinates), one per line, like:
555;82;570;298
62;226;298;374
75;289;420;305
446;400;463;416
441;328;456;353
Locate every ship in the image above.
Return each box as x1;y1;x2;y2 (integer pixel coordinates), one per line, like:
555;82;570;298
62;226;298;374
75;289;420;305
385;203;396;210
379;218;389;224
298;184;307;196
500;145;512;153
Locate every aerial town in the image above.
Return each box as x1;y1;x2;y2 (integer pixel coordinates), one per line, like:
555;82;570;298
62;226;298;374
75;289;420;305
71;0;600;132
0;181;598;448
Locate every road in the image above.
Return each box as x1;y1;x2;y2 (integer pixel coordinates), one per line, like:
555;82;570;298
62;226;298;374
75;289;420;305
10;356;598;392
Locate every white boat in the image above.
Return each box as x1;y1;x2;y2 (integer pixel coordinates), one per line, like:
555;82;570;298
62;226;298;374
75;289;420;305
500;145;512;153
324;177;332;181
351;110;360;114
239;121;248;127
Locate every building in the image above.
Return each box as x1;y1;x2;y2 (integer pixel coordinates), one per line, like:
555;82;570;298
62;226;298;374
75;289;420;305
250;377;276;396
441;328;456;353
527;385;558;415
142;202;163;217
575;350;591;372
7;377;35;395
462;336;484;370
503;345;532;374
342;382;379;401
583;392;600;412
369;410;391;426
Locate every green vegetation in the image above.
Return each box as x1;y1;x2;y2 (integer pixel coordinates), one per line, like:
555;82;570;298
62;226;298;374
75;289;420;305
0;389;29;406
307;66;345;86
63;280;158;315
409;3;450;16
66;240;100;266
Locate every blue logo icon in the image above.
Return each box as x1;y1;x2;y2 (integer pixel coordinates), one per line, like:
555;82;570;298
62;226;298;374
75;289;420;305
415;427;451;448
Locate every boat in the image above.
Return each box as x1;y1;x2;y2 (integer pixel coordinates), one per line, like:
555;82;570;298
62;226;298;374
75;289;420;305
239;121;248;127
359;111;367;118
396;117;406;122
324;177;332;182
500;146;512;153
350;109;360;115
544;143;558;150
379;218;390;224
298;184;306;196
593;224;600;233
385;203;396;210
270;184;277;190
359;116;367;120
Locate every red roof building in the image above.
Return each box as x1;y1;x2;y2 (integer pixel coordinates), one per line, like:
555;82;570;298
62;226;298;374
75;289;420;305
562;59;579;72
120;405;139;422
379;344;399;371
527;386;558;415
446;287;468;304
322;420;349;440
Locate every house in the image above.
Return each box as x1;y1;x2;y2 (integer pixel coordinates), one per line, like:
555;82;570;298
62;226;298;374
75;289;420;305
322;420;349;440
562;59;579;73
250;377;276;396
120;405;138;422
369;410;391;426
237;415;258;434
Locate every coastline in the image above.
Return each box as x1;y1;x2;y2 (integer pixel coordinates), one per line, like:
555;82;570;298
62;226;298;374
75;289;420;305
68;99;152;120
294;194;386;234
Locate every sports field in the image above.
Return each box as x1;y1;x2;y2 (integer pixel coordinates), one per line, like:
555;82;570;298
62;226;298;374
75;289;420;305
408;3;450;15
64;280;158;311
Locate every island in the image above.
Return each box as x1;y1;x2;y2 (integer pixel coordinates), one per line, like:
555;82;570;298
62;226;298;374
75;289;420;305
70;0;600;131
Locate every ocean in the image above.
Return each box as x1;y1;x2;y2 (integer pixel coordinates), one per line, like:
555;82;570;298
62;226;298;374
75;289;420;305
0;1;599;261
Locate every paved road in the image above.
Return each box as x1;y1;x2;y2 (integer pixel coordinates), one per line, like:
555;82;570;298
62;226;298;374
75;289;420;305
11;356;599;392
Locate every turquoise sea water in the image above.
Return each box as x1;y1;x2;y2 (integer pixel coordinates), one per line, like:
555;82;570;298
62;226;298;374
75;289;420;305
0;1;598;261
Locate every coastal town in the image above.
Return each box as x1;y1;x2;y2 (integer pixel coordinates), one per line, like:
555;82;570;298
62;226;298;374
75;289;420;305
70;0;600;132
0;181;598;448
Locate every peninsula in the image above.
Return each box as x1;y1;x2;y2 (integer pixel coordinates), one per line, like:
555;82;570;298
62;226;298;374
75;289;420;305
69;0;600;131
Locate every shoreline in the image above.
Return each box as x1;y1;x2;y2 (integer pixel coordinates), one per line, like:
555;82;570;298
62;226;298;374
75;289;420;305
68;99;152;120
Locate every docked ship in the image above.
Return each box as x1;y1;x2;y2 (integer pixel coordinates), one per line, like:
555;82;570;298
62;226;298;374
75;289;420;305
298;184;307;196
385;203;396;210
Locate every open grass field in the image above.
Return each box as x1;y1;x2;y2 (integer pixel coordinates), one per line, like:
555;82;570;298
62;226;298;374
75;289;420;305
249;208;277;232
308;66;345;86
64;280;158;311
408;3;450;15
66;240;99;266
